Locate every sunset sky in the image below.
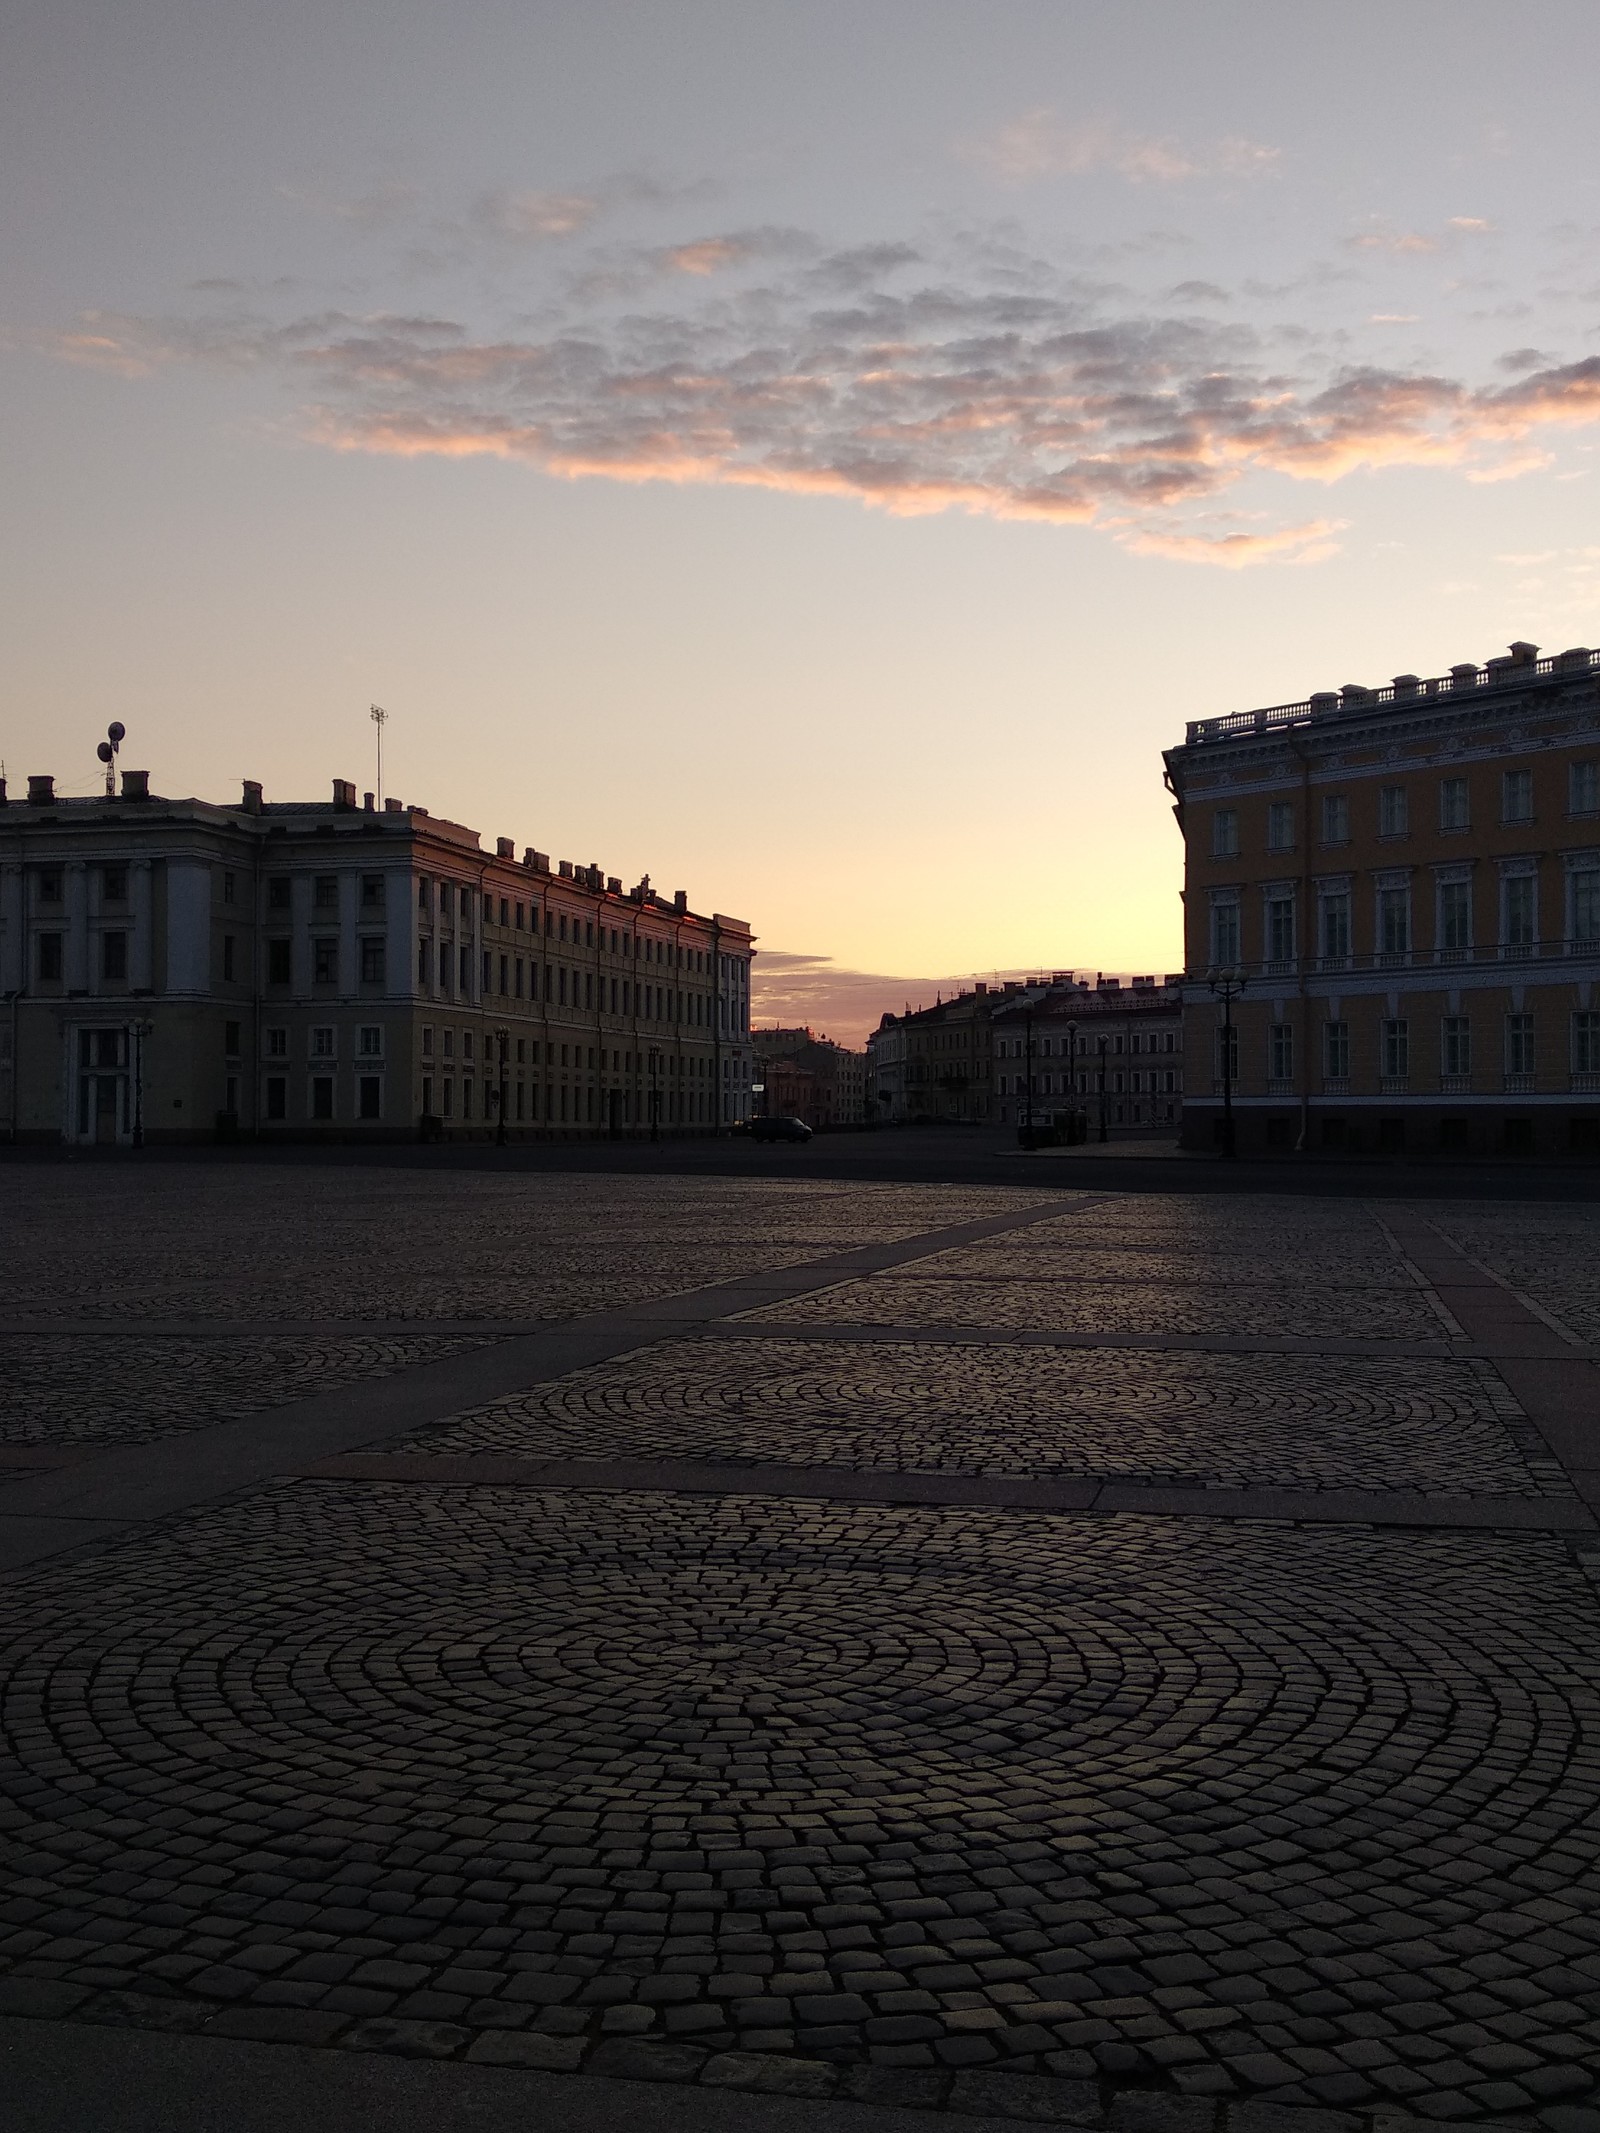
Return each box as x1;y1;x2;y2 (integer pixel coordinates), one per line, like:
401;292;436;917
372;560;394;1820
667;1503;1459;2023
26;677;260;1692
7;2;1600;1042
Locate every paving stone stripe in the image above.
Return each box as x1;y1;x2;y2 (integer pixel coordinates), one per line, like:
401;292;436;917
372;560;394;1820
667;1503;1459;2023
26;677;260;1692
0;1194;1098;1577
295;1452;1599;1531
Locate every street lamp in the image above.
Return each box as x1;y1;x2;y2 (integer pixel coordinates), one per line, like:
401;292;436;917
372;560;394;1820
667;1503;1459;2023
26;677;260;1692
1207;967;1246;1159
492;1026;510;1146
1065;1019;1079;1143
128;1016;153;1149
1096;1034;1109;1144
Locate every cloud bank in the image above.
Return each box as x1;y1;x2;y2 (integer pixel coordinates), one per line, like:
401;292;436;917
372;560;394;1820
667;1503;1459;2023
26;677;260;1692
52;222;1600;565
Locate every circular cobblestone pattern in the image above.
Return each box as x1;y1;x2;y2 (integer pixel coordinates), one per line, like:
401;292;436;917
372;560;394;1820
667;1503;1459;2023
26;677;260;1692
420;1340;1562;1496
2;1486;1598;2122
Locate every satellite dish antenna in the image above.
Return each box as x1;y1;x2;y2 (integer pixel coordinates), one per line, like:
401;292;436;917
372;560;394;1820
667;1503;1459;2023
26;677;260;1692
99;721;125;796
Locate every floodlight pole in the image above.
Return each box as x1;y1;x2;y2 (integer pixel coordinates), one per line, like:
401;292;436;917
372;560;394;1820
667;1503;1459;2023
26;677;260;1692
370;705;388;808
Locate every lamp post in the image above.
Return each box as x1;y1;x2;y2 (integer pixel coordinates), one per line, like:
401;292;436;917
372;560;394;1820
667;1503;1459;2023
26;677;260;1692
128;1016;153;1149
1096;1034;1109;1143
1065;1019;1079;1143
648;1046;661;1142
493;1026;509;1146
1207;967;1246;1159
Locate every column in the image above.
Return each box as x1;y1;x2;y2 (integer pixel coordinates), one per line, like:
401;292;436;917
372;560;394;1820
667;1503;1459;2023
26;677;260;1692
0;865;22;993
65;861;89;993
130;859;153;992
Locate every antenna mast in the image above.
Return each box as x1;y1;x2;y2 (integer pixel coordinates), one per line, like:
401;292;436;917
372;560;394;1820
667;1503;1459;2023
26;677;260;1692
369;704;388;807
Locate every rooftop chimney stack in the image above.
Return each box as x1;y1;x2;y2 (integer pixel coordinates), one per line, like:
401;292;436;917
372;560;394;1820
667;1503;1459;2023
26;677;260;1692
27;775;53;805
241;779;264;814
332;778;357;811
120;770;149;801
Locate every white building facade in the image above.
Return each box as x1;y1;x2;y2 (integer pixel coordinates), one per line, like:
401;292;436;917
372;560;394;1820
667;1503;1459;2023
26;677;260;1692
0;769;755;1144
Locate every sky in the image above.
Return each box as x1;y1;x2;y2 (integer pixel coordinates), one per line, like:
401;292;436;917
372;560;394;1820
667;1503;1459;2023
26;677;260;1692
6;2;1600;1045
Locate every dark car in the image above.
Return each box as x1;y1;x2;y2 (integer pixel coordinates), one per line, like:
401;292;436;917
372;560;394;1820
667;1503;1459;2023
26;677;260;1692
748;1115;813;1143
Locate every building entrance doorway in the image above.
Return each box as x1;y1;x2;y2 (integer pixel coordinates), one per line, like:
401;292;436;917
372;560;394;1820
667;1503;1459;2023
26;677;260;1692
75;1028;128;1145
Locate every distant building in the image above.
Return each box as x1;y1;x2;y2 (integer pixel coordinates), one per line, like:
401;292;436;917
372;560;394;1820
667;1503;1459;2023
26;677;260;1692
752;1026;866;1129
1163;639;1600;1157
990;977;1184;1134
0;767;754;1143
867;974;1183;1133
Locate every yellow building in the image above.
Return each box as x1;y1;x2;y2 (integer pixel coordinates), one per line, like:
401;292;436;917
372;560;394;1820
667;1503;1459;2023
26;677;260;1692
1163;641;1600;1157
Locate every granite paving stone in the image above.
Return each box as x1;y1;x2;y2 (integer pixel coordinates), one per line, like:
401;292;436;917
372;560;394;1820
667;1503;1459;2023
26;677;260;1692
412;1339;1561;1496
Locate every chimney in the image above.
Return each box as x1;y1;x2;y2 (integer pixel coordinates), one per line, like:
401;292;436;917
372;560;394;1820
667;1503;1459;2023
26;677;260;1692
384;796;402;812
27;775;54;805
496;837;514;859
673;889;688;914
121;769;150;801
0;775;7;806
241;779;264;814
364;791;376;812
559;860;573;879
332;777;357;810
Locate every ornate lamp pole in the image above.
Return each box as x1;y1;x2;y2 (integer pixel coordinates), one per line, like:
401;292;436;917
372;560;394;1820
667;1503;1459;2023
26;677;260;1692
1207;968;1246;1159
493;1025;510;1146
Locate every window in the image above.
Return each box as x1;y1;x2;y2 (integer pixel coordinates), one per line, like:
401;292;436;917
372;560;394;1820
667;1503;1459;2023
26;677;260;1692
459;945;471;991
422;1026;434;1057
265;1028;288;1058
422;1075;434;1115
1442;1016;1472;1077
313;874;339;910
462;1079;473;1121
358;1077;381;1120
1439;880;1472;955
358;1027;382;1057
1502;769;1534;824
1210;899;1240;967
1504;875;1536;951
313;939;338;986
1324;1020;1349;1079
360;937;385;985
418;878;431;911
1320;893;1350;962
443;1029;454;1058
1379;785;1409;838
463;1032;474;1062
1378;886;1410;958
101;931;127;980
1574;1010;1600;1075
311;1077;335;1121
1211;808;1239;858
1571;868;1600;946
360;874;384;909
1382;1018;1409;1079
1269;1023;1293;1080
312;1027;335;1058
222;871;235;905
222;934;235;981
268;877;291;911
1321;794;1349;845
417;940;431;986
1506;1013;1535;1077
499;897;509;926
1571;761;1599;816
1439;777;1470;831
38;933;62;981
268;939;291;985
102;865;127;902
1266;895;1295;963
1266;801;1294;851
265;1077;287;1120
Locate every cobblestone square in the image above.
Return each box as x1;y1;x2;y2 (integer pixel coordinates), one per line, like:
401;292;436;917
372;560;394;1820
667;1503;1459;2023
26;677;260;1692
1;1162;1599;2131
